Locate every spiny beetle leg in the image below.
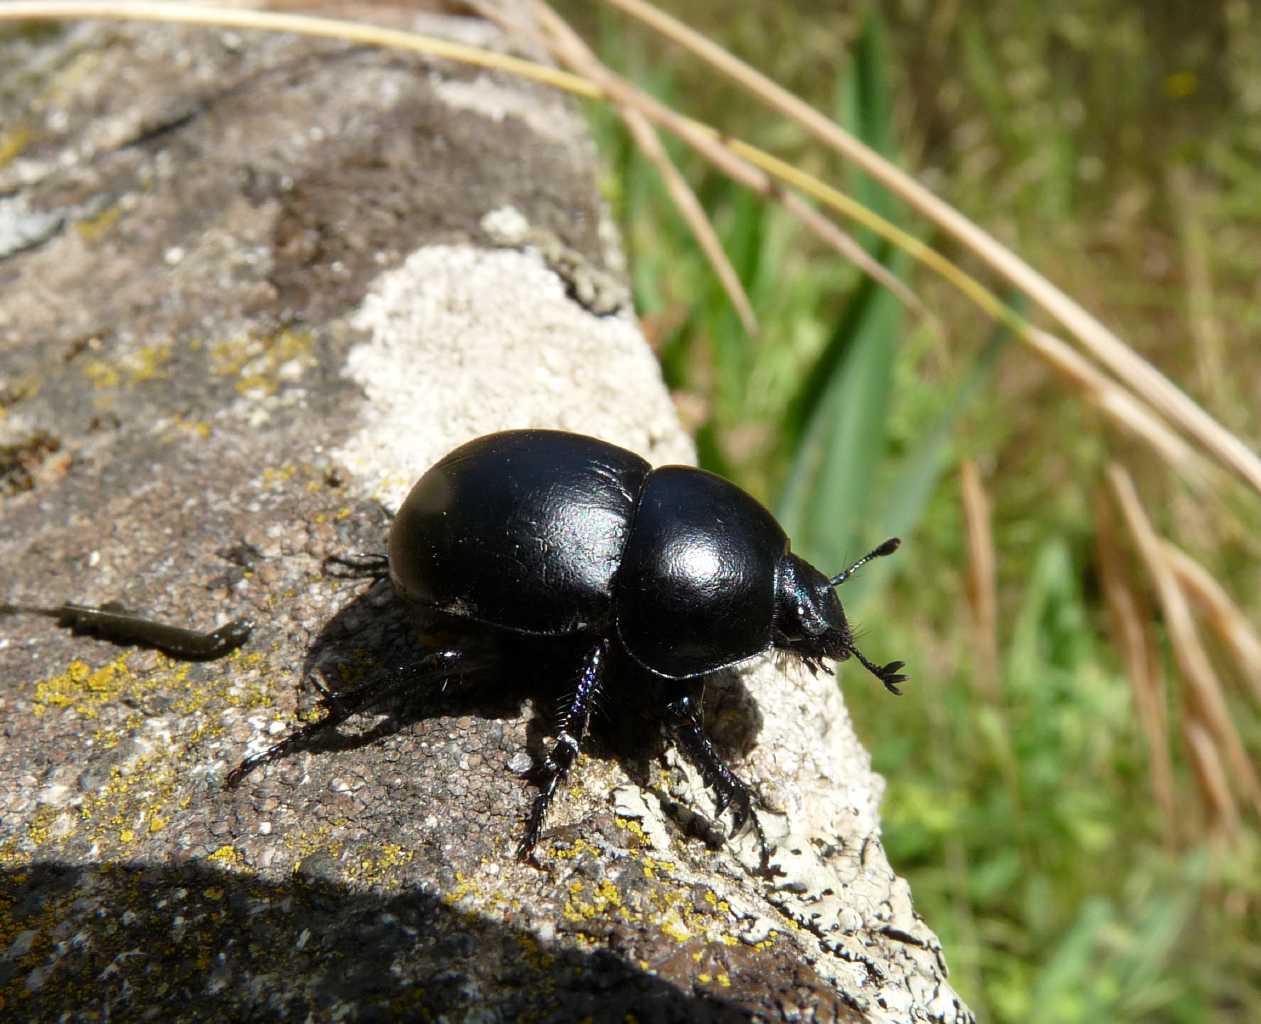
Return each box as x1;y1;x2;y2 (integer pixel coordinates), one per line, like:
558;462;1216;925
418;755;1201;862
225;646;472;788
665;694;764;850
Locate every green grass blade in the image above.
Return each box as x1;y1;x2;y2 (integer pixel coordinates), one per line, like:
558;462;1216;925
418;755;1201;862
776;275;902;568
850;310;1015;603
776;7;903;569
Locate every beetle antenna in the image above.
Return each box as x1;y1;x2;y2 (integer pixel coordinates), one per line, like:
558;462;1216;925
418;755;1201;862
829;537;900;587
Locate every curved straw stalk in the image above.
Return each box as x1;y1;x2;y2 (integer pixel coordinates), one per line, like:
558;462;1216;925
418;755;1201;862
600;0;1261;498
464;0;762;334
1108;465;1261;823
526;0;921;320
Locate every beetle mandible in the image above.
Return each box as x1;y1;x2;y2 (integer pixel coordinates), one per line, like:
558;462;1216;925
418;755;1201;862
226;429;906;863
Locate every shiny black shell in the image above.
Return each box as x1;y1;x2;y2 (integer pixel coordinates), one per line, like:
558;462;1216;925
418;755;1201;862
389;431;650;636
389;429;791;680
612;466;787;678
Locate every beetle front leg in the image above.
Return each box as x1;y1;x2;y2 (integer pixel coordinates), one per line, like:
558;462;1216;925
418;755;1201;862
665;692;768;860
517;638;608;864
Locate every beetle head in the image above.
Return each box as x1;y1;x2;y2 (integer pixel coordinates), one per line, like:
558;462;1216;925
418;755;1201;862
772;539;907;694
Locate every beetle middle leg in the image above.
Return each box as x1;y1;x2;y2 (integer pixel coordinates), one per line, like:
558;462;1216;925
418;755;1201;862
517;638;609;864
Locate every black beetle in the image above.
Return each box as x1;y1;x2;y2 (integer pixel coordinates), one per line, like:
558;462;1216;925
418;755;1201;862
225;429;906;862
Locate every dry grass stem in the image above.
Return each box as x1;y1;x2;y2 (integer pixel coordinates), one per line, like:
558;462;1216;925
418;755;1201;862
1162;541;1261;706
696;134;1211;488
530;1;758;335
0;2;602;95
5;3;1221;490
529;6;920;312
960;461;999;701
1183;718;1242;843
776;192;927;317
600;0;1261;499
1094;490;1177;839
1021;327;1208;487
1108;464;1261;819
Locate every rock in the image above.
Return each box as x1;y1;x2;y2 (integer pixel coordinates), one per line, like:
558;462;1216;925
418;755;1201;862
0;8;971;1022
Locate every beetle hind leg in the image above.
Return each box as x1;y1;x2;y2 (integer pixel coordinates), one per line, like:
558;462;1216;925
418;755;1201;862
225;646;474;788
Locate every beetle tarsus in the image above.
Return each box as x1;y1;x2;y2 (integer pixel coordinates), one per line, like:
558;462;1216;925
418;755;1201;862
225;693;359;788
876;660;908;695
713;787;731;818
799;655;836;679
518;771;562;862
727;789;752;837
849;642;908;695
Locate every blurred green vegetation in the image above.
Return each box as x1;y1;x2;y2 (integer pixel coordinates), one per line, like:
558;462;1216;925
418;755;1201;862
558;1;1261;1020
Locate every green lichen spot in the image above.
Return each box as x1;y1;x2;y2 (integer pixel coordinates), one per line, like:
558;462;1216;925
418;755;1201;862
82;359;121;389
344;842;416;886
128;343;172;383
210;328;316;398
33;655;133;717
75;205;122;242
549;837;600;862
0;374;40;415
659;912;690;943
0;125;30;168
613;816;650;847
23;805;65;848
208;845;243;869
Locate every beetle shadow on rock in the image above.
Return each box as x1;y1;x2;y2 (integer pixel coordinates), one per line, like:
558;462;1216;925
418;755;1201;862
284;578;532;753
271;578;765;834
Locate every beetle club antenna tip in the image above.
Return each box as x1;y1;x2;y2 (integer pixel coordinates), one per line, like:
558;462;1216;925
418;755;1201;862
829;537;901;587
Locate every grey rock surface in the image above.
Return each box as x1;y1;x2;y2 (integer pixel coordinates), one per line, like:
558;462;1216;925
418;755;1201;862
0;10;972;1023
